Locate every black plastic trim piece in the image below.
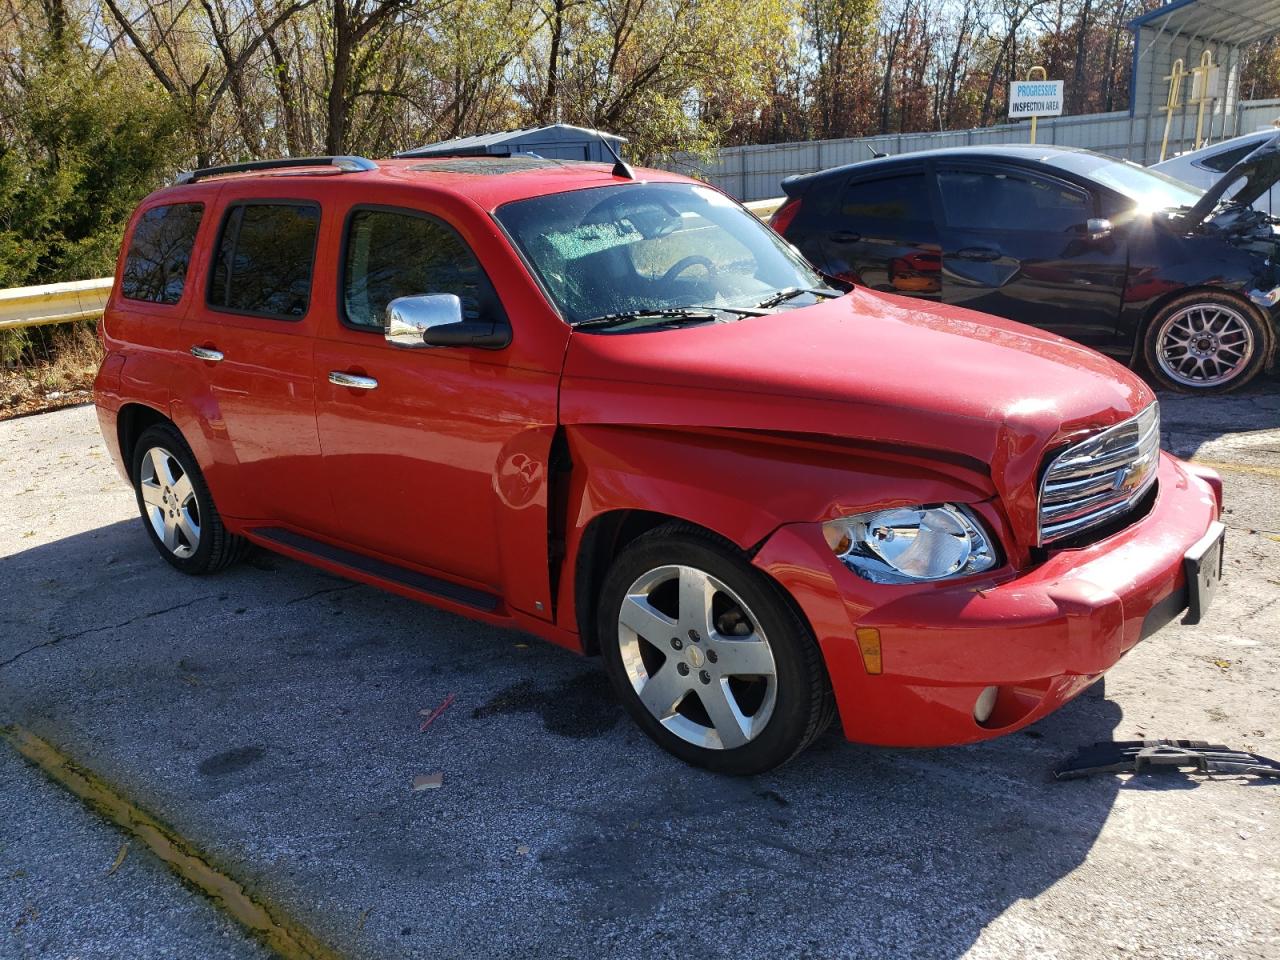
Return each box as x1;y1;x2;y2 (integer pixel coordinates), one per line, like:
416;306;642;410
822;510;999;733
176;156;376;185
254;527;499;612
1139;584;1187;641
1182;521;1226;625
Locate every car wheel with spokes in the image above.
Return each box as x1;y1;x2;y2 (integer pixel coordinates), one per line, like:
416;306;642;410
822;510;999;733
1142;291;1271;393
131;423;247;574
598;522;834;774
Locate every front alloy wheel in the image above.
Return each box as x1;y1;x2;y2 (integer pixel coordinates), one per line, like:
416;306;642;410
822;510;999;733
618;564;778;750
1143;292;1271;393
599;523;834;774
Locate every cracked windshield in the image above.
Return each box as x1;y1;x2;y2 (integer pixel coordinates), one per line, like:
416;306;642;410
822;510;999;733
495;182;827;326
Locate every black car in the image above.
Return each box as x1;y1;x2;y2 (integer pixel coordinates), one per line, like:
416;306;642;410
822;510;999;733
771;139;1280;392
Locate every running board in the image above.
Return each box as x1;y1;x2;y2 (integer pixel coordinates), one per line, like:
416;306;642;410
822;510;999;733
253;527;499;613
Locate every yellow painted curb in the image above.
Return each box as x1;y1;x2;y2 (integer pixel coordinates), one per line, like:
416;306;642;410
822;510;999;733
2;726;343;960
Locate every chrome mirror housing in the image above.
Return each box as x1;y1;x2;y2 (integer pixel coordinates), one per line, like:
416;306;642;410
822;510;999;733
384;294;464;349
1086;218;1113;242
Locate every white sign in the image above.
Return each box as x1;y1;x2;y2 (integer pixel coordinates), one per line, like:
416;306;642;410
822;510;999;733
1008;80;1064;119
1190;66;1221;101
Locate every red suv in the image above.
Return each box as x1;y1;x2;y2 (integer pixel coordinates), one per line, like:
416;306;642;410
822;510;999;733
95;155;1226;774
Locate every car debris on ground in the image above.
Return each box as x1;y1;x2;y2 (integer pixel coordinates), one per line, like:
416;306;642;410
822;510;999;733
418;693;456;733
411;772;444;791
1055;740;1280;780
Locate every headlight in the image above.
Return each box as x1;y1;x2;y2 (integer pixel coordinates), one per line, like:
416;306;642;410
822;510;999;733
822;503;998;583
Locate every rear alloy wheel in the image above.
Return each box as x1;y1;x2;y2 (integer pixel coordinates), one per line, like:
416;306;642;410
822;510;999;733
131;423;247;574
138;445;201;559
1143;293;1270;393
598;524;834;774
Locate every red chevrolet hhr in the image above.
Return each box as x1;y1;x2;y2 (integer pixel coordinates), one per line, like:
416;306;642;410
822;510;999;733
95;154;1226;774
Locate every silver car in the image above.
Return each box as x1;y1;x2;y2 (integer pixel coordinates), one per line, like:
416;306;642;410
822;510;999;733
1153;129;1279;216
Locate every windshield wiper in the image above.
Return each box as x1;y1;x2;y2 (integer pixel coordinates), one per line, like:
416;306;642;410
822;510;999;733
690;304;773;316
573;308;720;330
754;287;841;309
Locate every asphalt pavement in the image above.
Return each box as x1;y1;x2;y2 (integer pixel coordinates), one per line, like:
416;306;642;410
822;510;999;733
1;387;1278;960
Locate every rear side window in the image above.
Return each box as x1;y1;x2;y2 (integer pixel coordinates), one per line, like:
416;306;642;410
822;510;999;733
342;208;506;331
209;202;320;318
1199;142;1260;173
840;174;933;228
121;204;203;304
938;169;1089;233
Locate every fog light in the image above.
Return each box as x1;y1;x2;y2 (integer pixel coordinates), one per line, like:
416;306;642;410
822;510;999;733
855;627;882;675
973;685;999;724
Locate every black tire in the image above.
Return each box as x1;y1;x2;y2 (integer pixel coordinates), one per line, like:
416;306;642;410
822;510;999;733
131;423;247;574
1141;291;1272;394
597;522;835;774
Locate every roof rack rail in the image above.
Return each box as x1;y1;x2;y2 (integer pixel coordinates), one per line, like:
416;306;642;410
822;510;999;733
174;156;377;186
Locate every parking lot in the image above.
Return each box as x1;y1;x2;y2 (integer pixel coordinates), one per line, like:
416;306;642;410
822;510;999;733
1;386;1278;960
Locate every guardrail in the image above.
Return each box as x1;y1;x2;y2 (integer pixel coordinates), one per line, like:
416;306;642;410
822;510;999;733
744;197;783;220
0;277;113;332
0;203;784;332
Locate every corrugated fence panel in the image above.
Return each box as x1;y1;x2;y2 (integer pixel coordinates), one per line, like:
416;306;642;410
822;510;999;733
1238;98;1280;132
679;99;1280;200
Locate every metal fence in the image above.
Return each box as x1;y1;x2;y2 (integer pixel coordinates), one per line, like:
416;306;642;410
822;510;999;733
683;97;1280;201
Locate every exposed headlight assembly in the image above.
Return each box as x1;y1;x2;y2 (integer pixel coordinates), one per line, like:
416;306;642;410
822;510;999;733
823;504;998;584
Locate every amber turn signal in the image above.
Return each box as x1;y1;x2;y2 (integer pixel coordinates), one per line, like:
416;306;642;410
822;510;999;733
855;627;883;675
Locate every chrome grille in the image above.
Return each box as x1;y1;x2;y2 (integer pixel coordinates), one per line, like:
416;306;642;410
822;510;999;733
1038;403;1161;545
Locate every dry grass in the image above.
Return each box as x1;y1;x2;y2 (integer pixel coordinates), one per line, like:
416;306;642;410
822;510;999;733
0;322;103;419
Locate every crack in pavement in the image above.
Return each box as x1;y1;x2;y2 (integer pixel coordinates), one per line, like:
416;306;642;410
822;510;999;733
1233;593;1280;624
284;584;360;605
0;595;219;671
2;583;365;671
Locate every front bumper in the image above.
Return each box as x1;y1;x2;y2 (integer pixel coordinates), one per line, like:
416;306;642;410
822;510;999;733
752;453;1222;747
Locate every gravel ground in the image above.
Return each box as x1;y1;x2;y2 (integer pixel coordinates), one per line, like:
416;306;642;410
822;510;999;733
1;393;1278;960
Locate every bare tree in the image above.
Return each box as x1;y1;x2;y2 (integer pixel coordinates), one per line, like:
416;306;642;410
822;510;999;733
102;0;316;164
979;0;1051;125
325;0;416;154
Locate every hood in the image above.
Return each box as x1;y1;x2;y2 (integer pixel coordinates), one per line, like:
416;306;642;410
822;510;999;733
561;289;1155;547
1183;132;1280;230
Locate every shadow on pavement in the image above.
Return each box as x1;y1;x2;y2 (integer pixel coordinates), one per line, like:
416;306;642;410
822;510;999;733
1;516;1127;960
1157;369;1280;461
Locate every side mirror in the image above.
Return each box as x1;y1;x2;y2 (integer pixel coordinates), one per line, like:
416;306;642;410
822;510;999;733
1086;218;1113;242
384;294;510;350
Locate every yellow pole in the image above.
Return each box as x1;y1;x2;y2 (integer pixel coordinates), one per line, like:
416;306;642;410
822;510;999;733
1191;50;1215;150
1159;58;1185;163
1026;66;1048;145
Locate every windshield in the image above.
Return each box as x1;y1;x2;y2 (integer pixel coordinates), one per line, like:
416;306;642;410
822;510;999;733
494;182;825;325
1047;153;1203;213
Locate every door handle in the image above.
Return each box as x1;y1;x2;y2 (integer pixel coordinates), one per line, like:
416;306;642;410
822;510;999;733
190;346;224;362
329;371;378;390
955;247;1001;262
830;230;863;243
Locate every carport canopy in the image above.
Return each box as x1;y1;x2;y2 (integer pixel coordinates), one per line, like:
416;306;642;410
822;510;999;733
1129;0;1280;131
